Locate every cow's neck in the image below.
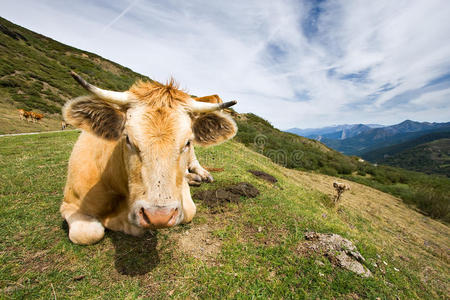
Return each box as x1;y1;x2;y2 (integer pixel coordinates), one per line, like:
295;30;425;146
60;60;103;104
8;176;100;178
100;138;129;196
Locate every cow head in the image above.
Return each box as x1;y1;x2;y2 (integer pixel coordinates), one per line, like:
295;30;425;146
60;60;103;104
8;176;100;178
63;72;237;229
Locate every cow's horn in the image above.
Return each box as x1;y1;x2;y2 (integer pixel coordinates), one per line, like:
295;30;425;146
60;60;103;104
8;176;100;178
189;99;237;113
70;71;131;105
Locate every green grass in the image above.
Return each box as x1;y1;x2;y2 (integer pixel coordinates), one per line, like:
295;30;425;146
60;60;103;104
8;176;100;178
0;132;448;298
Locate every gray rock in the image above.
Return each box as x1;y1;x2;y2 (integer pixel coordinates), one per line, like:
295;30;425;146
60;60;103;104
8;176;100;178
301;232;372;277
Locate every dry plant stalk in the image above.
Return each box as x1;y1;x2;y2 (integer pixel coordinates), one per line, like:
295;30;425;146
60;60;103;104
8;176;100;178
333;181;350;204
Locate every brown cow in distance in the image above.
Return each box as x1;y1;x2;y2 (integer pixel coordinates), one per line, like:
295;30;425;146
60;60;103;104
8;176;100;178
18;109;44;122
61;120;68;130
30;111;44;122
18;109;32;121
18;109;27;120
61;72;238;245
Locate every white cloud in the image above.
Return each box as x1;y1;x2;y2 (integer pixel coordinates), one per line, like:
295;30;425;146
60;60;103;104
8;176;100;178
1;0;449;128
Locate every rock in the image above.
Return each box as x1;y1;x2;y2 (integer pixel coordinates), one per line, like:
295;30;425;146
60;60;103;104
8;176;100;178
299;232;372;277
335;252;371;278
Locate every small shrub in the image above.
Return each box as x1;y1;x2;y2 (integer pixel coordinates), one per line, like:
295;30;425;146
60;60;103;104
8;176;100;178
357;170;366;176
321;167;338;177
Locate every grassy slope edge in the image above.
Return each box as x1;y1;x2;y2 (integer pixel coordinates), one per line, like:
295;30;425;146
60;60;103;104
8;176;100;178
0;131;448;298
236;113;450;223
362;131;450;177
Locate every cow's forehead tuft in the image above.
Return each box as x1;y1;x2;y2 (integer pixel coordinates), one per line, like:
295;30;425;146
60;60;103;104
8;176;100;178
129;79;190;108
127;105;191;147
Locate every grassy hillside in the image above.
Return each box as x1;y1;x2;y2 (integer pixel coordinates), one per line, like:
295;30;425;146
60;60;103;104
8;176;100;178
0;131;448;298
236;113;358;173
362;131;450;177
0;17;148;134
378;138;450;177
236;113;450;222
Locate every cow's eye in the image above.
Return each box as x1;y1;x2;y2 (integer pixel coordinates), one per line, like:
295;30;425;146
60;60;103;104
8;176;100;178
126;135;139;152
181;140;191;153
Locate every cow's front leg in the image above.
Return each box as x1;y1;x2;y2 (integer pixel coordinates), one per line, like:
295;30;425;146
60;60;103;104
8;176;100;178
102;210;144;237
60;203;105;245
187;144;213;185
181;181;196;223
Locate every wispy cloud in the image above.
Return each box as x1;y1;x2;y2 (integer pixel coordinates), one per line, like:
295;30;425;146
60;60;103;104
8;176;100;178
2;0;450;128
100;0;140;33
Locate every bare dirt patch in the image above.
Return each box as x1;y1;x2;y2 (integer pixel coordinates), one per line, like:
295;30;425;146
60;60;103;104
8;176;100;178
241;222;290;246
173;224;222;264
248;170;278;183
297;232;372;277
193;182;259;212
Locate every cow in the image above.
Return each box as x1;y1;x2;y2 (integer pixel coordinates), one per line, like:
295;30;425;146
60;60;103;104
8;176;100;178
29;111;36;122
18;109;32;121
61;72;238;245
30;111;44;122
61;120;68;130
18;109;26;120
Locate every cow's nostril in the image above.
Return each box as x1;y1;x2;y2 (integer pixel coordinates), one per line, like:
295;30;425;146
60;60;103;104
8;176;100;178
168;207;179;225
139;207;151;227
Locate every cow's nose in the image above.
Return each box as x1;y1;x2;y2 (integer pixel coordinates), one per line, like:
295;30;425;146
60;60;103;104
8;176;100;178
138;207;179;228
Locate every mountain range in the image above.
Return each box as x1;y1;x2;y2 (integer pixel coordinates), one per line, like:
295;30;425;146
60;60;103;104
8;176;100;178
288;120;450;154
286;123;383;140
287;120;450;176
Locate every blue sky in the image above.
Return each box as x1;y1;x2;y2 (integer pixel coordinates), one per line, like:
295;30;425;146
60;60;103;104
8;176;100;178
2;0;450;129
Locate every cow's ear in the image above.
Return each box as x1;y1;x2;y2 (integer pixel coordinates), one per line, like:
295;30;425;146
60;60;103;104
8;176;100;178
192;111;237;146
63;96;126;140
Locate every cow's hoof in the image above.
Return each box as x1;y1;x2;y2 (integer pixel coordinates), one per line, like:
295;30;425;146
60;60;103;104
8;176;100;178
187;173;202;186
203;173;214;183
69;219;105;245
190;167;214;183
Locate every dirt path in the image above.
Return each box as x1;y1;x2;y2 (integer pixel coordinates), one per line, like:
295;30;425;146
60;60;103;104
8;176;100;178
0;129;79;137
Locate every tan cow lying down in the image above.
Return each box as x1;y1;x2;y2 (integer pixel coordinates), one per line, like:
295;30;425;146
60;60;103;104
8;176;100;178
61;72;237;245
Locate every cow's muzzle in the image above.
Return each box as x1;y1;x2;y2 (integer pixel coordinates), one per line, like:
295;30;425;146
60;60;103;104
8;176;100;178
137;206;179;229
